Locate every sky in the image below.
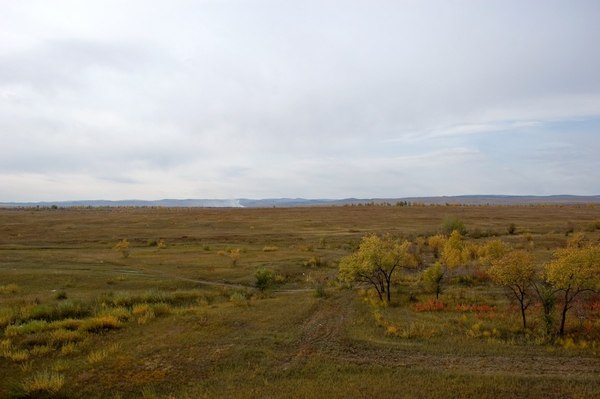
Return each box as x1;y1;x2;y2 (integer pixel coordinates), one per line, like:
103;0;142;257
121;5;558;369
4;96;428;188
1;0;599;201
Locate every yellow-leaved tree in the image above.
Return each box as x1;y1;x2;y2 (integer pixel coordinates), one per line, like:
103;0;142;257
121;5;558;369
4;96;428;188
545;245;600;336
489;250;536;330
441;230;467;269
339;235;417;303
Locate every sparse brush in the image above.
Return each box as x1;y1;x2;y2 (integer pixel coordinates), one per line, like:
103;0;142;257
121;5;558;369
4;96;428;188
87;343;120;364
51;359;70;372
50;328;84;345
313;283;327;298
229;291;248;307
87;349;109;364
133;303;155;325
304;256;326;268
0;283;20;294
132;303;152;316
1;338;12;350
5;320;49;336
49;318;82;330
21;370;65;396
99;306;131;321
79;315;120;332
30;345;53;356
2;348;30;362
152;303;171;317
0;307;17;328
60;342;79;356
19;360;34;372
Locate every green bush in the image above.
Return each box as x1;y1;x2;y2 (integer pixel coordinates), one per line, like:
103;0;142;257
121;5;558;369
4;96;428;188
255;268;274;292
441;216;466;235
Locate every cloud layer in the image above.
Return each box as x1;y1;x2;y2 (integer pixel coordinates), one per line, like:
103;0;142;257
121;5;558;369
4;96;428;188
1;0;599;200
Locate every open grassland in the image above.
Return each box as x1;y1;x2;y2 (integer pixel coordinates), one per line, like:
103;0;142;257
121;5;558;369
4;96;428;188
1;205;599;398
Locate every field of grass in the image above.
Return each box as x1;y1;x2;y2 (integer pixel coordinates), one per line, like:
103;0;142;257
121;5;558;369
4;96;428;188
1;205;599;398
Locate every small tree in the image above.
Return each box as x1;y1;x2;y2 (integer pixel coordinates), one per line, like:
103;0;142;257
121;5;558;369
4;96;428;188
229;248;241;267
478;239;510;266
533;281;557;337
545;245;600;336
441;230;466;269
255;268;274;292
339;235;417;302
422;262;445;299
427;234;446;259
113;239;130;258
489;250;536;330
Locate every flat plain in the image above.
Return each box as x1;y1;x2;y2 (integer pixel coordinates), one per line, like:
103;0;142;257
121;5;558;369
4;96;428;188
1;205;599;398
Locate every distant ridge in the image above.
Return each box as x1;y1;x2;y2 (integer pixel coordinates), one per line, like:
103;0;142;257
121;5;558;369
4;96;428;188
1;195;599;208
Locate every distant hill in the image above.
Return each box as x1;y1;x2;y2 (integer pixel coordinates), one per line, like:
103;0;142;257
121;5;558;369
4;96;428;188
1;195;599;208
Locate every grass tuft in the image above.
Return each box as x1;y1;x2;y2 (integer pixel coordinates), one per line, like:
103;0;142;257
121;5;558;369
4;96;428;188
21;370;65;396
79;315;120;332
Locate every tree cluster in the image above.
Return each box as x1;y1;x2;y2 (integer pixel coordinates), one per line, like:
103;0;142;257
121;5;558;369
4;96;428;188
339;230;600;337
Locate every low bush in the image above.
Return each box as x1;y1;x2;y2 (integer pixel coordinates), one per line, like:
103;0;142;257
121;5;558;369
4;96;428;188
229;291;249;307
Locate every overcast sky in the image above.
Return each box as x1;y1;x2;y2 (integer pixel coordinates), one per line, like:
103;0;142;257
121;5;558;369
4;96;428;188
1;0;599;201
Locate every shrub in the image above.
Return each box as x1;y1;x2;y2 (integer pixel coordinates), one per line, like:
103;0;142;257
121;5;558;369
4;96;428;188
229;248;241;267
21;370;65;396
229;291;248;307
262;245;278;252
507;223;517;235
314;283;327;298
422;262;445;299
255;268;274;292
113;238;130;258
304;256;327;268
441;216;466;235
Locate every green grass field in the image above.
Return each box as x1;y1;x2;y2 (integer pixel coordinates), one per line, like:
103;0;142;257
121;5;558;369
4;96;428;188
1;205;599;398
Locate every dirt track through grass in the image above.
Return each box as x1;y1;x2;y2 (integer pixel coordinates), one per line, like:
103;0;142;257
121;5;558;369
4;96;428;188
281;292;600;378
